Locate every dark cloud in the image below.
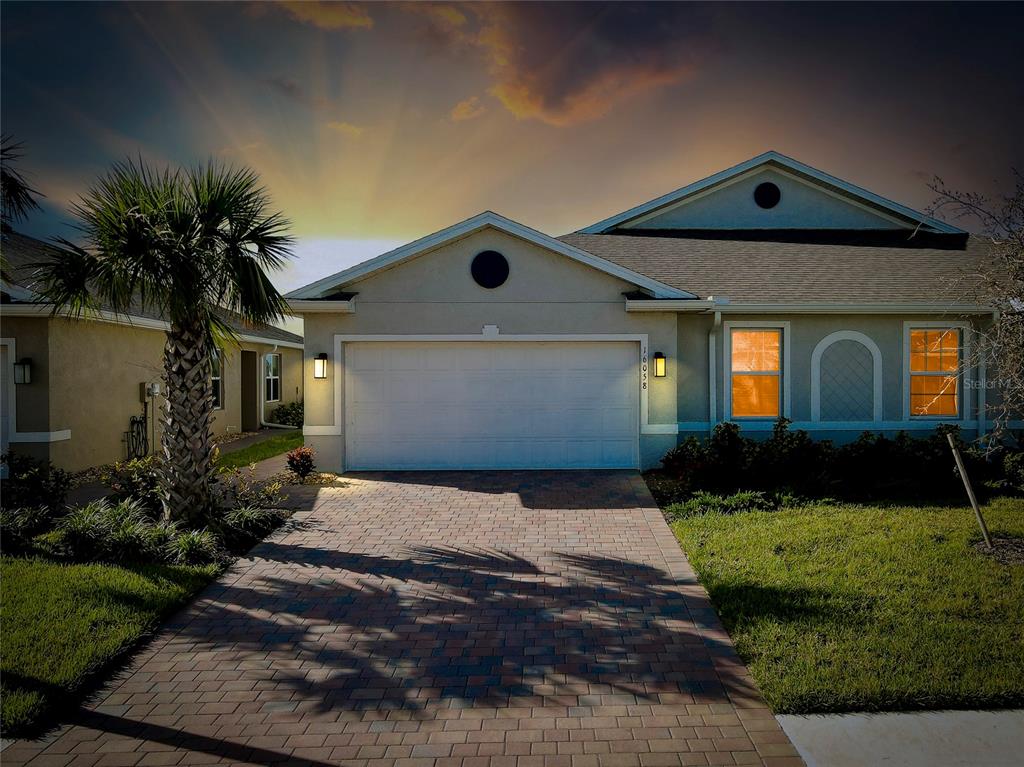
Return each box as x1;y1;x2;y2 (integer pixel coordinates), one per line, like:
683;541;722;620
405;2;717;126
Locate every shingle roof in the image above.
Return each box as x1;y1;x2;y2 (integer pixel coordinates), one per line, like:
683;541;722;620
558;232;993;304
1;231;303;344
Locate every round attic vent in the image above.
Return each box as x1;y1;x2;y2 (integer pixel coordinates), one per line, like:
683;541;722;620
754;182;781;209
471;250;509;289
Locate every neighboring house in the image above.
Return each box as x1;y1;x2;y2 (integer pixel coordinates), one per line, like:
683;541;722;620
287;150;996;472
1;232;303;472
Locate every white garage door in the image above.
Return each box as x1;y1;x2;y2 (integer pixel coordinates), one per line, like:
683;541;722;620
345;341;639;470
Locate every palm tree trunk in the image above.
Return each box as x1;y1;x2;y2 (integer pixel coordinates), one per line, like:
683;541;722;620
160;319;216;524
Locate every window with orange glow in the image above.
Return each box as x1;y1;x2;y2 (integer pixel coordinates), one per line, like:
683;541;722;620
731;329;781;417
909;328;960;416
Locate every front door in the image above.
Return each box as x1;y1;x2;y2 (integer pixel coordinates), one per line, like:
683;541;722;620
241;350;260;432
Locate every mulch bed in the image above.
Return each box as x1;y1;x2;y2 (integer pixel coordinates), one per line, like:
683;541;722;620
213;430;261;446
268;471;349;487
973;536;1024;565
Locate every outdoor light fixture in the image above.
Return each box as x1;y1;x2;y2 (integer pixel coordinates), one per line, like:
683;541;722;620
13;358;32;384
653;352;666;378
313;353;329;379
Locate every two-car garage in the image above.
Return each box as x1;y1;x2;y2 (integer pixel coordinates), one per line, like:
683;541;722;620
344;341;640;470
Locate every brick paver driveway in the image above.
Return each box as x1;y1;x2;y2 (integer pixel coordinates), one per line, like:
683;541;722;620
4;472;802;767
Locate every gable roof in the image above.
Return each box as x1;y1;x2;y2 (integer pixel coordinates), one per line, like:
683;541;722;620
559;232;992;305
286;210;696;300
1;231;303;346
579;151;965;235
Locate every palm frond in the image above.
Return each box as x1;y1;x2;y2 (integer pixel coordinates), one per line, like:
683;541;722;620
30;240;101;319
1;136;44;227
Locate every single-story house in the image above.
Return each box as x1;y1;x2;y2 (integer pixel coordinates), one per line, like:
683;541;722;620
289;150;997;472
1;232;304;472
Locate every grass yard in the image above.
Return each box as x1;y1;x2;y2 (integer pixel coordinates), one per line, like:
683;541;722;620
216;429;303;471
0;556;219;736
670;496;1024;714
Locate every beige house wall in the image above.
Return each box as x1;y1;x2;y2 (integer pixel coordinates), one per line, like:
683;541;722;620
300;227;678;471
215;341;302;430
47;318;165;471
2;315;302;472
1;316;53;464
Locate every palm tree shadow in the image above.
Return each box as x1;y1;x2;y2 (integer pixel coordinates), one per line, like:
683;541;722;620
166;542;749;716
28;523;769;759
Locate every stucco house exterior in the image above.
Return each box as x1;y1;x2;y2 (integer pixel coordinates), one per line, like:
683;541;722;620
1;232;304;472
289;151;995;472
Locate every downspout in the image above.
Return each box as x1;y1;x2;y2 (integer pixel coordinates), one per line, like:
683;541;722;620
260;344;299;430
708;306;722;436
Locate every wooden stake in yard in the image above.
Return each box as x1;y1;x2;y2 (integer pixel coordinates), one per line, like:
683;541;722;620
946;432;993;549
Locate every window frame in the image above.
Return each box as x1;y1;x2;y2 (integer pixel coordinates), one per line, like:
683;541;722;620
211;349;224;411
264;352;282;404
903;321;969;420
723;321;791;420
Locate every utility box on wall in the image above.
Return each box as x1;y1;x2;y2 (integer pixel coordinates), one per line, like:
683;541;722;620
139;381;161;402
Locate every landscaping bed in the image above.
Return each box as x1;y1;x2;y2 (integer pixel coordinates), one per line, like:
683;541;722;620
0;443;324;737
666;494;1024;714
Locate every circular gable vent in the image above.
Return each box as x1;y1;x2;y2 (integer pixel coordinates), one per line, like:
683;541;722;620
754;182;781;209
471;250;509;289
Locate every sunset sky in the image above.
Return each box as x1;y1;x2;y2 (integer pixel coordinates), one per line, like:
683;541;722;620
3;1;1022;294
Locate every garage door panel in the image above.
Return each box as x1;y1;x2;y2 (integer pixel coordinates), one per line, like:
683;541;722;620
603;440;637;466
602;407;637;436
346;342;639;469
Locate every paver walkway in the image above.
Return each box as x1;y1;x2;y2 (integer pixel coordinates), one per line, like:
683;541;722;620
3;471;802;767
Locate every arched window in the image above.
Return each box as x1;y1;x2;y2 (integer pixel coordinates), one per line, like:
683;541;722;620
810;331;882;422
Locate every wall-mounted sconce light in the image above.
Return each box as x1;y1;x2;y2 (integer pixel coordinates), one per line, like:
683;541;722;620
313;353;329;379
13;357;32;384
652;352;666;378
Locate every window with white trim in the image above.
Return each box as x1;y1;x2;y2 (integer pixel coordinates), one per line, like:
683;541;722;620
908;327;960;417
731;328;782;418
264;353;281;403
211;350;224;410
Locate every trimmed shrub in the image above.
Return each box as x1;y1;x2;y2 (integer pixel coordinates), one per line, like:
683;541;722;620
270;400;303;428
286;446;316;480
101;456;162;514
1004;450;1024;492
659;420;1003;502
165;530;221;566
1;451;71;512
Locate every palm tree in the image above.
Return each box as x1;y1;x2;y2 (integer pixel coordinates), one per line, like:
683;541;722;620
35;160;293;524
1;136;43;230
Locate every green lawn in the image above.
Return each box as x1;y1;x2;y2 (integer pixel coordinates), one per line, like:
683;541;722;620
0;556;219;736
216;430;303;471
670;497;1024;714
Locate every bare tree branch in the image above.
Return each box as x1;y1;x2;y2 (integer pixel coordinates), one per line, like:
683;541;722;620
928;173;1024;444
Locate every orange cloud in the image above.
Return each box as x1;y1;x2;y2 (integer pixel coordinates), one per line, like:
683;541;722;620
325;120;363;137
450;96;486;122
277;1;372;30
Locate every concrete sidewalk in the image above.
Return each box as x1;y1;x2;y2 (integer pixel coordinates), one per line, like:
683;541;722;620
778;709;1024;767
